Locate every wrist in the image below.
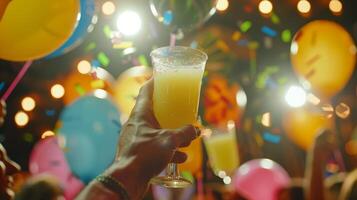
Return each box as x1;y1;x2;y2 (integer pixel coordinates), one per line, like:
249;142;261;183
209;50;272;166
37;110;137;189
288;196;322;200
103;157;150;200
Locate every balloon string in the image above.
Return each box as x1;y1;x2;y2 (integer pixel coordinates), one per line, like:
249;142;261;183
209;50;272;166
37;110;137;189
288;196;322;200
1;61;33;101
170;33;176;47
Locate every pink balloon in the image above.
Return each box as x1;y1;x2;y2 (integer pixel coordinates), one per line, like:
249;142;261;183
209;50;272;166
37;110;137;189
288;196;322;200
29;136;84;199
233;159;291;200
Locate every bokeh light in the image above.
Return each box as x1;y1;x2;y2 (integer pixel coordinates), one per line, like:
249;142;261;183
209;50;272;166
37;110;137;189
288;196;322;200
285;86;306;107
258;0;273;15
223;176;231;185
41;130;55;139
216;0;229;12
102;1;116;16
116;11;142;36
236;90;247;107
307;93;321;105
21;97;36;111
15;111;29;127
335;102;350;119
297;0;311;14
77;60;92;74
51;84;65;99
261;112;271;127
329;0;342;14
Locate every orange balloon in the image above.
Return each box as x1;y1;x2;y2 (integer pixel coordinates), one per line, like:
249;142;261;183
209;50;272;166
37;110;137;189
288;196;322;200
178;137;203;175
290;20;356;99
282;107;333;150
62;68;115;105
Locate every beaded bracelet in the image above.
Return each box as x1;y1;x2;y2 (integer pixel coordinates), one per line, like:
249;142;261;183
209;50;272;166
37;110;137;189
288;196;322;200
96;175;130;200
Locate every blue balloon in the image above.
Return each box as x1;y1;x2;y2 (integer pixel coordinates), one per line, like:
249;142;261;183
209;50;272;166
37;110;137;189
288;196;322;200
59;93;121;183
46;0;96;58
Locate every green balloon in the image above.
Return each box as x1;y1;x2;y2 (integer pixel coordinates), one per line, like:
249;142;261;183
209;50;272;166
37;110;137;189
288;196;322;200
150;0;216;33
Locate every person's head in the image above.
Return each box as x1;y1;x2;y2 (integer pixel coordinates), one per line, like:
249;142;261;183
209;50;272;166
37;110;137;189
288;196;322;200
0;143;21;200
339;169;357;200
277;178;305;200
14;174;64;200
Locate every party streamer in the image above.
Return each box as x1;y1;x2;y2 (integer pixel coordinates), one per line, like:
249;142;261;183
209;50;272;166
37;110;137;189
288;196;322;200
1;61;33;101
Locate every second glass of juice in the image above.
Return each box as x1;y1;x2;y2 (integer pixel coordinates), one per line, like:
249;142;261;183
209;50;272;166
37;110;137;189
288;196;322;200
150;46;207;188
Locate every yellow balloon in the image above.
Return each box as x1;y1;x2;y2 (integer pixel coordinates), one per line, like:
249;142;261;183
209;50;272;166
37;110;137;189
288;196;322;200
0;0;79;61
282;107;333;150
291;20;356;99
178;137;203;175
113;66;152;117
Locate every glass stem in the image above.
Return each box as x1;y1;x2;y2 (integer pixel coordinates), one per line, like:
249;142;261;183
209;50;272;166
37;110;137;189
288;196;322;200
166;163;180;178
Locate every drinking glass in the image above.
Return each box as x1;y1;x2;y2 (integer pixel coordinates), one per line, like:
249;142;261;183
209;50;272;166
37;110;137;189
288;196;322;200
150;46;207;188
203;121;240;180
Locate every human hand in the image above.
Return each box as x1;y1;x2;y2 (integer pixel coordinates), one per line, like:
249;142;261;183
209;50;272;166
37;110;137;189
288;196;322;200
0;144;21;200
105;79;200;199
0;100;6;126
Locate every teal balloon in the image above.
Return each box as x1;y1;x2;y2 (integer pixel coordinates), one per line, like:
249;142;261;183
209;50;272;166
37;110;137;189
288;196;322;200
46;0;96;58
150;0;216;33
59;93;121;183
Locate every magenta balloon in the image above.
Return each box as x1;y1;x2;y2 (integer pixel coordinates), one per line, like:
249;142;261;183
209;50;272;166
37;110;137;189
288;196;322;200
233;159;291;200
29;136;84;199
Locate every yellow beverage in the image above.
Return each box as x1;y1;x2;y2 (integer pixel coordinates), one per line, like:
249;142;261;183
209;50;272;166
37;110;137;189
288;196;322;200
153;68;203;129
204;132;239;175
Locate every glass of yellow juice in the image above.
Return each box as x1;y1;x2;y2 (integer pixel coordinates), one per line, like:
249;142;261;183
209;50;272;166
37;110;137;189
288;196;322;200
150;46;207;188
203;122;240;181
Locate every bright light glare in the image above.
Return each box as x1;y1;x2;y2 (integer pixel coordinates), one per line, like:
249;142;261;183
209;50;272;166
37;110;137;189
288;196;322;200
117;11;142;36
77;60;92;74
285;86;306;107
51;84;65;99
260;159;274;169
223;176;231;185
93;89;108;99
41;130;55;139
102;1;116;16
21;97;36;111
259;0;273;15
329;0;342;14
236;90;247;107
261;112;271;127
297;0;311;14
218;171;226;178
15;111;29;127
216;0;229;11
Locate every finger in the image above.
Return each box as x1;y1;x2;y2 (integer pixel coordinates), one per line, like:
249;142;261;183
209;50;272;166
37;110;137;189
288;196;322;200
168;125;200;148
132;79;153;114
171;151;187;163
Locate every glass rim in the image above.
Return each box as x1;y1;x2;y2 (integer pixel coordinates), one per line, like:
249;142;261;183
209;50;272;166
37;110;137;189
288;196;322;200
150;46;208;65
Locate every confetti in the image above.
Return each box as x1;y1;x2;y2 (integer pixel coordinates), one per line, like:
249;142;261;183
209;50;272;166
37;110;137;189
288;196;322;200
163;10;173;25
261;26;277;37
23;133;34;143
232;31;241;41
190;41;198;48
103;25;113;38
263;132;281;144
97;52;110;67
0;82;4;92
270;12;280;24
216;40;230;52
91;59;100;68
85;42;96;52
237;39;249;46
113;41;133;49
138;55;149;66
45;109;56;116
240;20;252;32
74;83;86;96
281;29;292;43
91;80;105;89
